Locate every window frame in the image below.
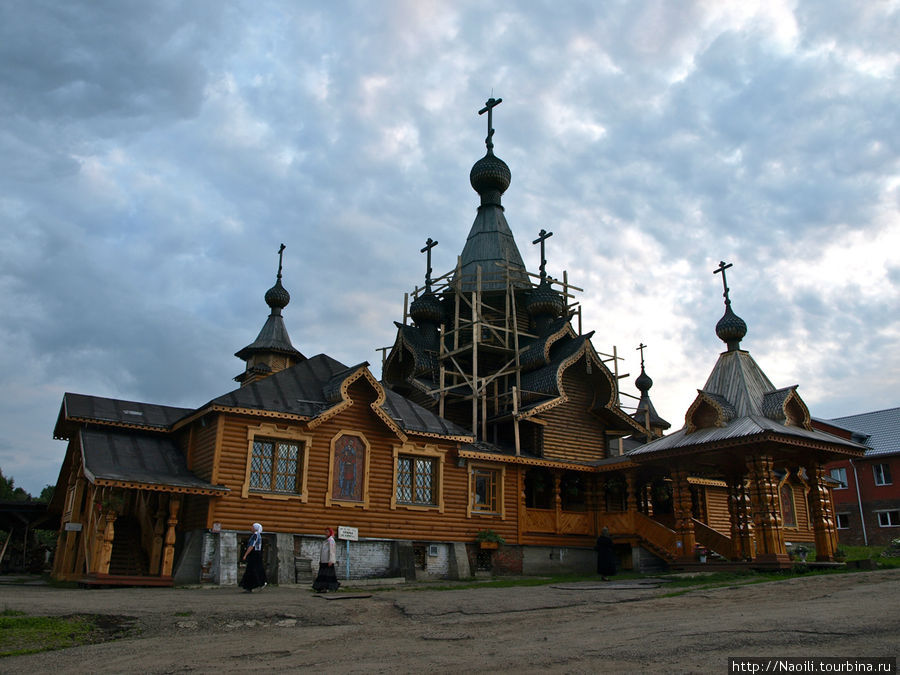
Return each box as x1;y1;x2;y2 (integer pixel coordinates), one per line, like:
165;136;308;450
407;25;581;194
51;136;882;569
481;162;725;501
876;510;899;527
829;467;848;489
873;463;892;487
325;431;371;509
242;423;311;501
836;512;850;529
391;443;445;512
468;462;506;519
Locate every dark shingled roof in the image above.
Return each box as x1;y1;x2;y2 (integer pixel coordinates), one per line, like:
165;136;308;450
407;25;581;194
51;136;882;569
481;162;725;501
209;354;473;439
455;204;530;292
80;428;226;492
56;393;193;437
828;407;900;457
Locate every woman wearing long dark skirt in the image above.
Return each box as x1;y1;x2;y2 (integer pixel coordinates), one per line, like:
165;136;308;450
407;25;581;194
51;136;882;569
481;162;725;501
240;523;267;592
312;527;341;592
594;526;616;581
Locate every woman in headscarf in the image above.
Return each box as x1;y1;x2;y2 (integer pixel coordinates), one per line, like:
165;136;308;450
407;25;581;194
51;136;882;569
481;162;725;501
240;523;267;592
595;526;616;581
312;527;341;593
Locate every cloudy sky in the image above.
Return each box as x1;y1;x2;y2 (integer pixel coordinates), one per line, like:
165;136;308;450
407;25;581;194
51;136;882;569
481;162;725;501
2;0;898;496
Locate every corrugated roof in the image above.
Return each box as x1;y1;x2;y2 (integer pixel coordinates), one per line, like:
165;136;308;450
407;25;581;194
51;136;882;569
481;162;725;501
80;428;226;492
829;406;900;457
628;415;866;456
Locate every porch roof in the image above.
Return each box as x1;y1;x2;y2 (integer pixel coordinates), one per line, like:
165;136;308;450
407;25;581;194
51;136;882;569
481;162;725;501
79;428;228;495
627;414;867;458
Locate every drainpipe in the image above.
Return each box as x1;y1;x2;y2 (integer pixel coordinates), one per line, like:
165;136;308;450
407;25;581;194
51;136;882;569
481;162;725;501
850;459;867;546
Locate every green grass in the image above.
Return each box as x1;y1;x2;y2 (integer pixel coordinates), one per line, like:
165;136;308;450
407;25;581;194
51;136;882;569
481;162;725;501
0;610;98;657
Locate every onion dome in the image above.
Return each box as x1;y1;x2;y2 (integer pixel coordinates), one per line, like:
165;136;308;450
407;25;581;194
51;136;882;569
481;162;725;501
635;367;653;394
716;304;747;351
470;150;511;206
526;279;565;318
264;277;290;314
409;291;444;326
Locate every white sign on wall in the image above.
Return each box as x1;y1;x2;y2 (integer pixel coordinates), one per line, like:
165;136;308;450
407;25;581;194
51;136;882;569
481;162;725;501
337;525;358;541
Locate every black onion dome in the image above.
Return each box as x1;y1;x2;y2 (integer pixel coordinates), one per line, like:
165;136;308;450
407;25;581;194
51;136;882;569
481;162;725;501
526;279;565;318
265;278;291;312
716;304;747;350
635;368;653;393
409;292;444;325
470;151;511;205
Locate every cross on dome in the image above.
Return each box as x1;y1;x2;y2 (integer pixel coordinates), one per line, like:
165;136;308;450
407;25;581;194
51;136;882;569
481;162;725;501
714;260;733;308
420;237;438;291
532;228;553;281
478;97;502;152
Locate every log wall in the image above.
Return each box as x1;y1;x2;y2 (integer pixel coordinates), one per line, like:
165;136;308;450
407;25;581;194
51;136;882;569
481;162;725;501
198;379;518;545
541;361;607;462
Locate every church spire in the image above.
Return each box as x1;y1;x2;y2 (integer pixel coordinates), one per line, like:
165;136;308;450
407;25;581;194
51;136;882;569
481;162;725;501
456;96;529;291
234;244;305;385
713;260;748;352
632;342;670;436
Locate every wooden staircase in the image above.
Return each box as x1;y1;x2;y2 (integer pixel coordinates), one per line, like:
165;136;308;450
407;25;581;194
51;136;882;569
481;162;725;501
108;517;149;576
602;512;678;563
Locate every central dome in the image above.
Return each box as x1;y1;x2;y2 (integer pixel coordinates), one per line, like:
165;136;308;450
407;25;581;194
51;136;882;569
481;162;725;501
470;151;511;205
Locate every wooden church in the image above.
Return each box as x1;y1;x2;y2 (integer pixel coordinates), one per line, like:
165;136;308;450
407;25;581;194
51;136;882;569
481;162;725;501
48;99;865;587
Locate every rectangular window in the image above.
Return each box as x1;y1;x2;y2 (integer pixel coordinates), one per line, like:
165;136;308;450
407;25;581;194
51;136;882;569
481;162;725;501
877;510;899;527
836;513;850;529
830;467;848;489
873;463;892;486
396;456;436;506
472;468;499;513
250;438;302;493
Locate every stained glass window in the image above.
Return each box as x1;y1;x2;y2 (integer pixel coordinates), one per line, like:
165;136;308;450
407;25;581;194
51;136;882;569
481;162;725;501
396;455;435;505
250;438;302;493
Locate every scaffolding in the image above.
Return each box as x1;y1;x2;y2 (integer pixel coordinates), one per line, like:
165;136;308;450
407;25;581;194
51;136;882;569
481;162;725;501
381;258;636;453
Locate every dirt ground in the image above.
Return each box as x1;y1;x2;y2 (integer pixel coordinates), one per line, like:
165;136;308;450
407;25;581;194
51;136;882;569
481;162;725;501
1;570;898;674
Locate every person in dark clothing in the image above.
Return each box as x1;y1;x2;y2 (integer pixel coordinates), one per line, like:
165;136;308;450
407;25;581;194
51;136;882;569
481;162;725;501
312;527;341;593
240;523;267;592
594;526;616;581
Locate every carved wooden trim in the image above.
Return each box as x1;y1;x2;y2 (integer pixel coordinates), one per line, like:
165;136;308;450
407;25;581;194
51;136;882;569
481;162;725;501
241;422;312;502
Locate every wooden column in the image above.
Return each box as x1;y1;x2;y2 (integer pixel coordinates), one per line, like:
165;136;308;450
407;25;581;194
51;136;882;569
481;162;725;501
671;468;696;559
625;471;639;514
726;477;754;560
807;462;838;562
56;471;87;580
150;504;166;575
161;495;181;577
745;454;788;562
96;510;117;575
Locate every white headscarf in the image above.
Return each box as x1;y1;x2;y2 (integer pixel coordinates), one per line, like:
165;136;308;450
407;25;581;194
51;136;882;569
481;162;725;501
252;523;263;534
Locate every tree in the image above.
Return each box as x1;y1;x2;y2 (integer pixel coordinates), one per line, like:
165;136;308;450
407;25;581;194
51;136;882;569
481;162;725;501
38;484;55;503
0;468;32;501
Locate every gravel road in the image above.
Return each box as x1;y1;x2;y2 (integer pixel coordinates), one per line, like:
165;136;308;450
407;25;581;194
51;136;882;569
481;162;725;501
1;570;897;673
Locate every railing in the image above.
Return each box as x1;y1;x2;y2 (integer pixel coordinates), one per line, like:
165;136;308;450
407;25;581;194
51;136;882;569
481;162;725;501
523;508;593;535
692;518;734;559
601;512;679;560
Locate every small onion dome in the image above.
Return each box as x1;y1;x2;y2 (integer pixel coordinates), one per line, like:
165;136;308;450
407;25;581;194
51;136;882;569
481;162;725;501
470;151;511;205
635;368;653;393
409;291;444;326
526;279;565;319
264;277;290;313
716;304;747;351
